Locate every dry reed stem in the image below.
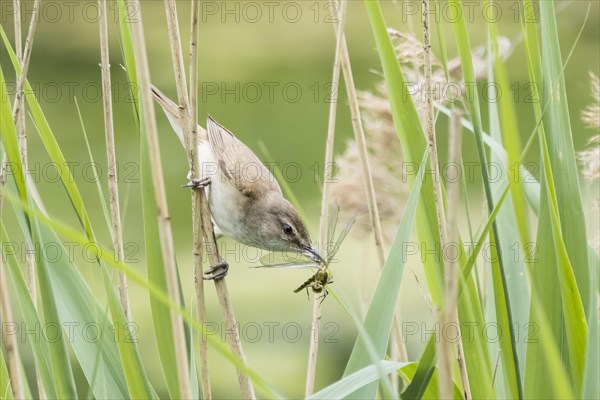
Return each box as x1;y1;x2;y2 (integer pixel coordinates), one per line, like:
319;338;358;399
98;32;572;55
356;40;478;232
188;0;212;398
12;2;45;397
337;35;385;268
305;0;347;396
0;20;20;391
447;109;471;399
0;154;7;213
335;6;408;374
199;199;256;399
0;258;24;400
421;1;454;398
14;0;36;308
13;0;22;61
98;0;131;321
12;0;39;120
162;1;254;397
13;0;25;168
127;1;191;397
0;148;24;400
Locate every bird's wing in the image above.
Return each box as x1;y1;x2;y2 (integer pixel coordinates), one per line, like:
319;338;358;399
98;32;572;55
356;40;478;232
206;117;281;198
150;84;207;145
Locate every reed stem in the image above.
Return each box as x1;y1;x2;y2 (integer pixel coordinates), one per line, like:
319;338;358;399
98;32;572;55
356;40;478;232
305;1;347;396
0;146;24;400
448;108;471;399
127;1;192;397
161;1;255;397
421;1;470;397
0;259;24;400
188;1;212;398
421;1;452;397
12;2;45;397
98;0;131;322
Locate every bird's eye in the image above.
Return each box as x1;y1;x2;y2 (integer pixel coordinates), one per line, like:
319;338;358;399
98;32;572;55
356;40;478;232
283;224;293;235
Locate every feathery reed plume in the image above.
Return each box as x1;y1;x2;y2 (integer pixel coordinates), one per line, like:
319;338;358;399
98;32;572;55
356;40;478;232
579;73;599;254
330;26;511;396
581;72;599;130
580;135;600;185
331;30;511;240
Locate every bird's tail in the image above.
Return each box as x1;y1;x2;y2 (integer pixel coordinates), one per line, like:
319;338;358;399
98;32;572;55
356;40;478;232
150;84;206;146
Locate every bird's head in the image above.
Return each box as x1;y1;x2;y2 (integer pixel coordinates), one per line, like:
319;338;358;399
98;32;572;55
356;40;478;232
249;195;324;264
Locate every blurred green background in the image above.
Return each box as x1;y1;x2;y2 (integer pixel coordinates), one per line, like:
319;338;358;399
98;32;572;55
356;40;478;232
1;0;598;397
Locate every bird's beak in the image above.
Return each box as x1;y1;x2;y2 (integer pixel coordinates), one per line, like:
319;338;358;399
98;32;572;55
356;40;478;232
304;245;326;265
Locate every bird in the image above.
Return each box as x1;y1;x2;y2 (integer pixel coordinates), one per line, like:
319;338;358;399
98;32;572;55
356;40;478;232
151;85;323;280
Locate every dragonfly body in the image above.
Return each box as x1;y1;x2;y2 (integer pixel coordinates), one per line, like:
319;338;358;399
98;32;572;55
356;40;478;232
294;266;333;294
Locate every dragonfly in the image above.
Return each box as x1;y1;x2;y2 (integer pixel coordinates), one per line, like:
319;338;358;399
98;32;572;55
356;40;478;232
255;204;355;301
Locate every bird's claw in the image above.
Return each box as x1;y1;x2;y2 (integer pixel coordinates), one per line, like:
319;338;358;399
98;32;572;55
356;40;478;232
182;177;211;189
203;258;229;280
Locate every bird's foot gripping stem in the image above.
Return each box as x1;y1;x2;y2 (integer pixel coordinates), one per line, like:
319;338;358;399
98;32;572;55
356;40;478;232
182;177;211;189
203;258;229;280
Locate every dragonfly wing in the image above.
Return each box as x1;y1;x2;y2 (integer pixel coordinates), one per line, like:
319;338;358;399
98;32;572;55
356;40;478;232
327;203;340;246
252;262;319;269
327;214;357;262
257;252;319;269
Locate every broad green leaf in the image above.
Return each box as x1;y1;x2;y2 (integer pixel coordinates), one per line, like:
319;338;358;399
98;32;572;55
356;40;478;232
538;0;590;305
116;7;186;396
342;150;426;398
7;201;133;399
362;3;495;398
527;288;576;399
309;361;405;400
75;99;156;399
116;0;139;122
446;1;522;396
1;62;76;398
363;0;444;309
400;336;436;399
31;219;78;398
2;223;57;399
523;2;591;397
583;249;599;398
0;344;14;400
99;263;156;399
3;23;157;398
435;103;541;214
0;27;93;240
486;5;530;390
539;133;587;392
399;361;463;399
4;189;281;398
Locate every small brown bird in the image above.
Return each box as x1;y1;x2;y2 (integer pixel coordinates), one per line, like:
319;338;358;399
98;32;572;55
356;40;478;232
151;86;323;279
